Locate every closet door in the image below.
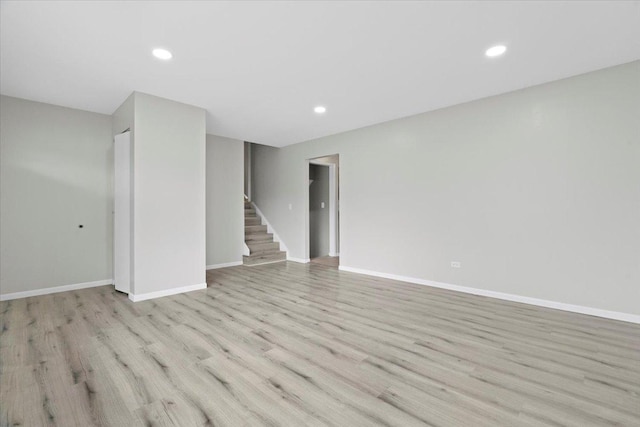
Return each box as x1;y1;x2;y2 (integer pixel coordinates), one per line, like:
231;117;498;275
114;131;131;293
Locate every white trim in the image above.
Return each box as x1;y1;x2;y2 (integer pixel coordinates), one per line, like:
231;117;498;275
304;162;310;260
247;142;252;201
251;202;290;255
338;266;640;324
328;164;337;257
128;282;207;302
206;261;243;270
0;279;113;301
288;257;310;263
241;201;250;256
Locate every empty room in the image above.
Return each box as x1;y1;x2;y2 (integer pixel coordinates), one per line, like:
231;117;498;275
1;1;639;426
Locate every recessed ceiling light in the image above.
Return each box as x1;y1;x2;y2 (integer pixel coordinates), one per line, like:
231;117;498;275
314;106;326;114
152;48;172;60
485;45;507;58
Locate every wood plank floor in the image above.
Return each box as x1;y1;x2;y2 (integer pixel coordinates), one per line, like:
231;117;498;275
310;256;339;268
1;262;639;426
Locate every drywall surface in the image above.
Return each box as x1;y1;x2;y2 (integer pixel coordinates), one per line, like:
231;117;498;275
0;95;113;295
252;61;640;315
112;92;134;136
207;134;244;266
132;92;206;295
311;155;339;165
309;164;330;258
111;93;135;289
244;141;250;198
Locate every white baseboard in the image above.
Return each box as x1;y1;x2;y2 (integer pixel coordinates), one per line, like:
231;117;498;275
338;266;640;324
128;282;207;302
0;279;113;301
206;261;243;270
288;257;310;263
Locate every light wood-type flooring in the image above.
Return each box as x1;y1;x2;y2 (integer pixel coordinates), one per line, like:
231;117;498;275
1;262;639;426
310;256;340;268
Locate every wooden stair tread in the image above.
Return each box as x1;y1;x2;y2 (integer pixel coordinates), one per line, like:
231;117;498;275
243;251;286;266
243;200;284;265
245;234;273;241
247;241;279;250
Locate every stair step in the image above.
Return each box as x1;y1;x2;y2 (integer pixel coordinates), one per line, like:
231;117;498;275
250;248;283;256
243;251;286;266
247;241;279;252
242;201;280;259
245;217;261;226
245;233;273;242
250;246;282;256
245;224;267;234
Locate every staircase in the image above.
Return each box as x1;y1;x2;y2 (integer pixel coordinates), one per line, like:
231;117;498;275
244;200;287;266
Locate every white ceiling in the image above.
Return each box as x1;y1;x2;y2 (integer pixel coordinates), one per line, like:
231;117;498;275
2;1;639;147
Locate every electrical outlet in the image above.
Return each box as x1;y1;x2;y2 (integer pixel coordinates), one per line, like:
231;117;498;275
321;202;325;208
288;204;292;210
451;261;461;268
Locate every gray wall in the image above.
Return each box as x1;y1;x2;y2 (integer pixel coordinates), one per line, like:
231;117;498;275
0;95;113;295
132;93;206;295
112;92;134;136
252;61;640;316
309;164;330;258
207;134;244;267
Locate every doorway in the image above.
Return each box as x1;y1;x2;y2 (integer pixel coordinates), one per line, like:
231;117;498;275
308;155;339;267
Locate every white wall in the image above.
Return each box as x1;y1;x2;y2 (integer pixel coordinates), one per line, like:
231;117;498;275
206;134;244;267
252;61;640;317
244;141;251;198
112;92;134;136
0;95;113;296
111;93;135;288
132;93;206;296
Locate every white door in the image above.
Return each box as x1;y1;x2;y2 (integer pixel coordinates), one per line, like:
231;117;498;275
114;131;131;293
